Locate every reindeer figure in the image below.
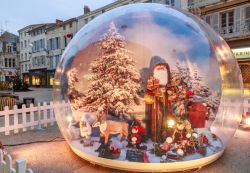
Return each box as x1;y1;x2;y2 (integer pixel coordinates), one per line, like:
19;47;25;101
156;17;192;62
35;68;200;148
92;114;128;144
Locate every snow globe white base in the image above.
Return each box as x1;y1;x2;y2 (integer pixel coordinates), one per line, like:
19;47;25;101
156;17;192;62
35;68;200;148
69;137;224;172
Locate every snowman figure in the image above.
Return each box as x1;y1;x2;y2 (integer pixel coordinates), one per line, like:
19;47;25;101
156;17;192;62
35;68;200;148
79;115;93;147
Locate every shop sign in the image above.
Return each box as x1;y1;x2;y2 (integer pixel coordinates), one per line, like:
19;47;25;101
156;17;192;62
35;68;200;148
232;47;250;59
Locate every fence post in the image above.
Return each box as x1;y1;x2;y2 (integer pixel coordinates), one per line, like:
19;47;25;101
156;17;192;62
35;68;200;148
22;104;27;132
4;106;10;135
50;101;54;126
0;149;3;163
4;155;13;173
0;159;4;173
29;104;35;130
43;102;48;127
13;105;19;134
16;160;26;173
25;169;33;173
36;103;44;131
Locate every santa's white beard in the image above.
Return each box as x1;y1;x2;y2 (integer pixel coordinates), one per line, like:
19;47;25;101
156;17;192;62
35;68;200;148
153;68;168;86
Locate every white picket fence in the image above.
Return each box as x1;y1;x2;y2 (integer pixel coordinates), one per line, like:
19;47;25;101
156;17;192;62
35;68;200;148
0;98;250;136
0;150;33;173
0;101;69;136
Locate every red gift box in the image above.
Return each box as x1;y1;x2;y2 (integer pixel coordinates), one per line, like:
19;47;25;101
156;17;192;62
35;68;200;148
188;102;208;128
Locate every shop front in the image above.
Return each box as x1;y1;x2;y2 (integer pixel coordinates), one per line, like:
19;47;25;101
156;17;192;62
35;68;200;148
47;70;55;87
22;73;29;84
232;47;250;90
29;69;47;87
29;69;55;88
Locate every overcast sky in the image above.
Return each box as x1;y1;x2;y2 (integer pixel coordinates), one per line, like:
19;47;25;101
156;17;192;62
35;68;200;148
0;0;116;35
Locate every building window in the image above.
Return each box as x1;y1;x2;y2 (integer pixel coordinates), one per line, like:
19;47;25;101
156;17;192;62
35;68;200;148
5;58;8;67
21;53;23;61
7;45;12;53
32;57;35;66
56;55;60;67
35;57;38;65
69;23;72;28
25;64;27;71
63;25;66;30
21;42;23;49
171;0;175;6
9;59;12;67
13;59;15;67
55;37;59;49
245;6;250;31
85;18;88;24
64;36;67;47
220;11;234;34
205;16;211;25
49;57;53;69
41;56;45;65
32;75;41;86
24;40;27;48
48;39;53;50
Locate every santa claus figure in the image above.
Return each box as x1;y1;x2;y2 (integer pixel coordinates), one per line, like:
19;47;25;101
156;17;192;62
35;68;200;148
145;62;171;142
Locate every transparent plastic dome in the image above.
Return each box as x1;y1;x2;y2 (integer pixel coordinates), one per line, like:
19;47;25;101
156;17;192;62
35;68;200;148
53;3;243;172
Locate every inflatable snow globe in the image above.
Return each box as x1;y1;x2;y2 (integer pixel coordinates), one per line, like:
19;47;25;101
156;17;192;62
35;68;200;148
53;3;243;172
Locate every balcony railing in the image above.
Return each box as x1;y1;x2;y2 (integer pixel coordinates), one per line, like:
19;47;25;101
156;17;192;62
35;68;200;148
219;22;250;39
188;0;221;9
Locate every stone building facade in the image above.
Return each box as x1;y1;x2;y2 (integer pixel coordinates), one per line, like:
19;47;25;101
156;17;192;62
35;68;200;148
17;0;189;87
0;32;19;82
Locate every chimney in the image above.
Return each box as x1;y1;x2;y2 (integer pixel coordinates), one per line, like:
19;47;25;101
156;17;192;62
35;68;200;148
84;5;91;14
56;19;63;24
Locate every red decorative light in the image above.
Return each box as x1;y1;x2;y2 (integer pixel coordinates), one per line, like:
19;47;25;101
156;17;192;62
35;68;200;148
66;33;73;39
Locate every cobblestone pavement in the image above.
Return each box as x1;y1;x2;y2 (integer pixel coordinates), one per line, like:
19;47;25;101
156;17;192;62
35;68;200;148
1;125;250;173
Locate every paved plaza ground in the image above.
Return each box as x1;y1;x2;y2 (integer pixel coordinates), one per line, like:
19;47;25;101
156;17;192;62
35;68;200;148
15;88;53;104
1;125;250;173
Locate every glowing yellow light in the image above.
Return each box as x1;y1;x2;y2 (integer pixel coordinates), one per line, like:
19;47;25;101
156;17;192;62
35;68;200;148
168;119;175;128
67;116;72;123
245;117;250;125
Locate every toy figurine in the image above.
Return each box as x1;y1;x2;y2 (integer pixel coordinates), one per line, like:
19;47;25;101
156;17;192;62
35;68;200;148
79;116;93;147
128;124;146;149
92;114;128;144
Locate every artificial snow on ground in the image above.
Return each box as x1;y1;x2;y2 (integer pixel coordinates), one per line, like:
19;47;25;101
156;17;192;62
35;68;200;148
70;131;224;163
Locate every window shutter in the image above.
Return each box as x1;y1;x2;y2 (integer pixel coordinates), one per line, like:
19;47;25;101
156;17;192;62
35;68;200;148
211;12;219;33
47;40;50;51
58;37;61;49
235;8;241;33
205;15;211;25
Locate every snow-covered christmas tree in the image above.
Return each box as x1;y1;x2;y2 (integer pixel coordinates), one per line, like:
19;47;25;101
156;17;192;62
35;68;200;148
171;61;220;118
67;68;85;110
191;65;211;98
82;21;141;116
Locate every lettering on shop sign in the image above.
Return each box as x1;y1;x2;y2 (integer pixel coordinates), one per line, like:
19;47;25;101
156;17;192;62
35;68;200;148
232;47;250;59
